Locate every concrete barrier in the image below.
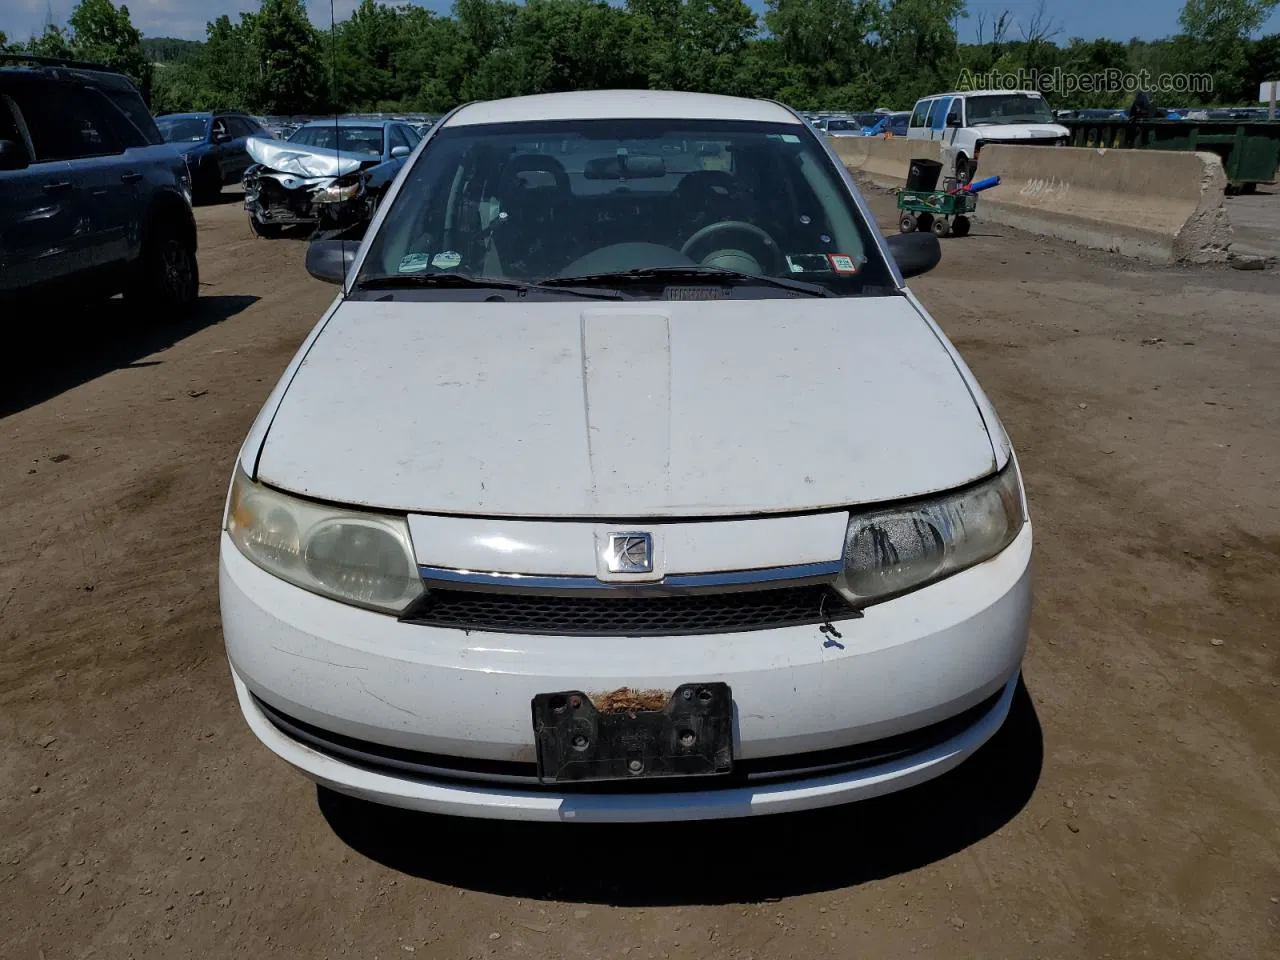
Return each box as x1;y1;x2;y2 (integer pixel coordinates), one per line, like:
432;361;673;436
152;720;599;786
971;145;1232;263
832;137;938;189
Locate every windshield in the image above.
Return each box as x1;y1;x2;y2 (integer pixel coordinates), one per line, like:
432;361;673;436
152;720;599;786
289;125;384;156
358;118;892;298
157;116;209;143
965;93;1055;125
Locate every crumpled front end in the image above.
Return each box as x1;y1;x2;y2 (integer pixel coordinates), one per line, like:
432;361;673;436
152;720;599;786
243;164;373;235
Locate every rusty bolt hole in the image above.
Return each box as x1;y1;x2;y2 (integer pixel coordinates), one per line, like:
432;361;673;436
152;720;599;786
572;734;589;751
678;730;696;747
696;687;713;703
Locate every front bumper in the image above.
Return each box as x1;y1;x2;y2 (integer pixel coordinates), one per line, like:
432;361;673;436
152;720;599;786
220;524;1032;821
243;175;370;229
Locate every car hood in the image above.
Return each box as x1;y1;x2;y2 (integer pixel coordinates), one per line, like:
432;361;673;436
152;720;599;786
975;123;1068;140
255;297;996;518
246;136;365;178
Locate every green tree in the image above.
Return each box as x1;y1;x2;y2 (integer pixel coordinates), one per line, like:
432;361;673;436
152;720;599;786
200;13;259;110
764;0;881;108
25;25;75;59
877;0;965;106
1059;38;1130;108
329;0;407;109
68;0;152;99
253;0;326;113
1178;0;1280;100
396;7;470;111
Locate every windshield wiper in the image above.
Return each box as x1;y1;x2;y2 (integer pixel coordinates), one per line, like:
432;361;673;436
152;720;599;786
541;266;838;298
355;273;626;300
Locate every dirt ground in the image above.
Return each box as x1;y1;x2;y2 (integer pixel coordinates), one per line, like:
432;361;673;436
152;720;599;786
2;187;1278;960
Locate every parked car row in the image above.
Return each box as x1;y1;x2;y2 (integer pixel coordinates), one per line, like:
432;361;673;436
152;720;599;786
0;54;200;313
802;109;910;139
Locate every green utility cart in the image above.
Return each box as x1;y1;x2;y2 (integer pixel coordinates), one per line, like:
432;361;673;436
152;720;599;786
895;183;977;238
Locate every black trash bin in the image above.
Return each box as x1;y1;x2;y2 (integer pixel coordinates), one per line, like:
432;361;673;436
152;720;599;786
905;158;942;191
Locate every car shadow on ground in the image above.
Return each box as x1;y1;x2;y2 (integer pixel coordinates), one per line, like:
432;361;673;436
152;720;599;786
0;294;259;418
198;188;247;207
319;679;1043;905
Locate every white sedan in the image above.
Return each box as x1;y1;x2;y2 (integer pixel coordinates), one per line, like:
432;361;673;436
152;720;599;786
220;90;1032;822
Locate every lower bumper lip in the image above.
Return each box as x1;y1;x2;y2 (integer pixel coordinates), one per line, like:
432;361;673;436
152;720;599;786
231;667;1021;822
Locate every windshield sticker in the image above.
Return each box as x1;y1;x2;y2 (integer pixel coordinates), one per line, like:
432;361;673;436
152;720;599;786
398;253;430;273
827;254;860;274
431;251;462;270
785;254;833;273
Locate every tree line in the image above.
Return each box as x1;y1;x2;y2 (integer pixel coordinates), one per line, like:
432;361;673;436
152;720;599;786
3;0;1278;117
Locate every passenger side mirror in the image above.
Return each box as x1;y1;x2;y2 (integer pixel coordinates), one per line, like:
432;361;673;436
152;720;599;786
0;139;29;171
390;145;411;159
885;232;942;279
306;239;357;284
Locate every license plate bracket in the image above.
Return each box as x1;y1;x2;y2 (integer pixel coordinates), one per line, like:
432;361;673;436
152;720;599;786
532;683;733;784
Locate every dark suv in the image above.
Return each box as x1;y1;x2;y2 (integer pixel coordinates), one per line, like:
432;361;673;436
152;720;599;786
156;110;267;203
0;55;199;313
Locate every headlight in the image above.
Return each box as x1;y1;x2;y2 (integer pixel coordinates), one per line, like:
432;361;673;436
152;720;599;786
226;467;424;614
837;462;1025;604
311;179;363;203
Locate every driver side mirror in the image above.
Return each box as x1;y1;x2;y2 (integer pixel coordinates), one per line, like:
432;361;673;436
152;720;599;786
0;139;30;171
390;144;411;159
885;232;942;279
306;239;357;284
946;113;962;128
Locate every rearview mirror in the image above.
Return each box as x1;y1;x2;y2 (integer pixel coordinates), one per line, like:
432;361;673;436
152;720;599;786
0;139;29;171
390;144;411;159
306;239;357;284
885;232;942;279
583;154;666;180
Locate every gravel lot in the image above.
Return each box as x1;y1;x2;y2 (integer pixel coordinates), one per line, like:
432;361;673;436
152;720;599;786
2;189;1277;959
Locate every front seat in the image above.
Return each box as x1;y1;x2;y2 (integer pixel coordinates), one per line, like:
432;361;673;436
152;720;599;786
490;154;572;278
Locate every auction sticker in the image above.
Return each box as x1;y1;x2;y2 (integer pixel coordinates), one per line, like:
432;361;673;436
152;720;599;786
827;254;860;273
398;252;430;273
431;251;462;269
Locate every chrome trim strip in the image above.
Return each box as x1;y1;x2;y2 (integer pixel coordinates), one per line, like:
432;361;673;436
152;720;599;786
417;561;843;597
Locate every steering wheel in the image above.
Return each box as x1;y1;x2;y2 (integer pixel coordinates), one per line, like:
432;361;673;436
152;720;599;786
679;221;784;274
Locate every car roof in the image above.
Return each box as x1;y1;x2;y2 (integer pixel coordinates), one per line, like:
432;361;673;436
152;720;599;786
916;90;1046;100
297;118;393;129
444;90;801;128
0;59;140;95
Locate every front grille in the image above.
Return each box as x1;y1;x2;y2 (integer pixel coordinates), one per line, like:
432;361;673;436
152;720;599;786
402;585;857;637
253;688;1005;792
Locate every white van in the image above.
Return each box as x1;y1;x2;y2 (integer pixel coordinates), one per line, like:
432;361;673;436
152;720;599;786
907;89;1069;182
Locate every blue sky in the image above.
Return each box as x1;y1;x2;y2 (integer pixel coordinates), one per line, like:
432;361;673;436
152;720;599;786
3;0;1280;46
